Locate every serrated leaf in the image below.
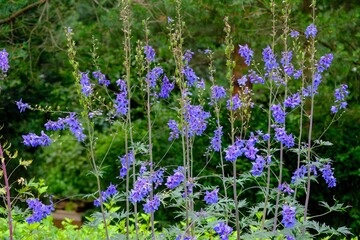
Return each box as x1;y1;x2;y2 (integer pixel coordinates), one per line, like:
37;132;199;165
38;186;48;195
19;159;33;169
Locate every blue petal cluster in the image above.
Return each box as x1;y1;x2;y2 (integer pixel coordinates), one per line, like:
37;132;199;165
213;222;233;240
331;84;349;114
281;204;296;228
226;94;242;111
281;51;294;76
279;182;294;195
23;131;52;147
16;99;30;113
130;177;151;203
320;163;336;188
182;66;198;87
273;126;295;148
305;23;317;39
167;119;180;141
152;169;165;189
93;70;110;86
159;75;174;98
291;165;308;183
238;44;253;66
26;198;54;224
166;166;185;189
146;67;164;88
263;46;278;74
210;85;226;105
271;104;286;124
210;126;223;152
143;194;161;213
79;72;93;96
317;53;333;72
94;183;118;206
64;113;86;141
204;188;219;204
290;30;299;38
184;104;210;137
284;93;301;109
183;50;194;63
115;79;129;116
248;70;265;84
144;45;155;62
119;151;135;178
251;155;265;176
0;49;10;76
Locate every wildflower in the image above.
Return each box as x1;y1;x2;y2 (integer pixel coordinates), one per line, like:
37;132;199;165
210;85;226;105
213;222;233;240
26;198;54;224
273;126;295;148
281;51;294;76
331;84;349;113
93;70;110;86
238;44;253;66
79;72;93;96
183;50;194;63
226;94;242;111
210;126;223;152
248;70;265;84
279;182;294;195
23;131;52;147
168;119;180;141
284;93;301;109
16;99;30;113
224;138;245;162
305;23;317;39
146;67;164;88
143;194;161;213
291;165;308;183
44;118;66;131
263;46;278;73
271;104;286;124
196;78;205;89
183;104;210;137
119;151;135;178
114;79;129;116
320;163;336;188
293;69;302;79
204;188;219;204
286;235;295;240
152;169;164;189
281;204;296;228
166;166;185;189
64;113;86;141
94;184;118;206
290;30;299;38
144;45;155;62
105;183;117;196
182;66;198;87
0;49;10;75
317;53;333;72
251;155;265;176
237;75;247;86
159;75;174;98
130;177;151;203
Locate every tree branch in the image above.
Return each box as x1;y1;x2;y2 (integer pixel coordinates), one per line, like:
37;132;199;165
0;0;46;25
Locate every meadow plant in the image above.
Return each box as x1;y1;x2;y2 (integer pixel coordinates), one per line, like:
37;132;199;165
0;0;355;239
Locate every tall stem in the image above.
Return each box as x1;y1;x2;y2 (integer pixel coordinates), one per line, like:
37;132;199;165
0;143;13;240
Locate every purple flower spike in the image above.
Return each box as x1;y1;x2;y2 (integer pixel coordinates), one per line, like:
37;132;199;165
93;70;110;86
79;72;93;96
204;188;219;204
166;166;185;189
143;194;161;213
0;49;10;75
214;222;233;240
282;204;296;228
159;75;174;98
16;99;30;113
210;126;223;152
305;23;317;39
144;45;155;62
23;131;52;147
271;104;286;124
238;44;253;66
26;198;54;224
320;163;336;188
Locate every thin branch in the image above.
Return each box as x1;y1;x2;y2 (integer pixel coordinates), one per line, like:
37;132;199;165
0;0;46;25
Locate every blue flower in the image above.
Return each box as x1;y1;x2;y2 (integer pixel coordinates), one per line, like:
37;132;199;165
143;194;161;213
23;131;52;147
0;49;10;75
279;182;294;195
284;93;301;109
251;155;265;176
26;198;54;224
317;53;333;72
238;44;253;66
159;75;174;98
210;126;223;152
183;50;194;63
213;222;233;240
183;104;210;137
182;66;198;87
305;23;317;39
248;70;265;84
281;204;296;228
114;79;129;116
331;84;349;113
64;113;86;142
320;163;336;188
44;118;66;131
210;85;226;105
291;165;308;183
16;99;30;113
79;72;93;96
168;119;180;141
263;46;278;73
166;167;185;189
119;151;135;178
93;70;110;86
271;104;286;124
226;94;242;111
204;188;219;204
93;183;118;206
273;126;294;148
290;30;299;38
144;45;155;62
224;138;245;162
146;67;164;88
130;177;151;203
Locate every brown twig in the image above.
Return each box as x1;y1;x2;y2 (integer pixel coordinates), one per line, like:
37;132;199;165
0;0;46;25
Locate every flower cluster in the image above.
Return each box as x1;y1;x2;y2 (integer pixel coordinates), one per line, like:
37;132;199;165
210;85;226;105
225;135;260;162
119;151;135;178
144;45;155;62
204;188;219;204
305;23;317;39
238;44;253;66
0;49;10;76
146;67;164;88
317;53;333;72
281;204;297;228
23;131;52;147
79;72;93;96
271;104;286;124
16;99;30;113
279;182;294;195
281;51;294;76
166;166;185;189
183;104;210;137
94;183;118;206
26;198;54;224
263;46;278;74
251;155;266;176
64;112;86;141
130;177;151;203
226;94;242;111
273;126;295;148
248;70;265;84
210;126;223;152
331;84;349;113
213;222;233;240
93;70;110;86
182;66;198;87
284;93;301;109
115;79;129;116
291;165;308;183
320;163;336;188
143;194;161;213
159;75;174;98
167;119;180;141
